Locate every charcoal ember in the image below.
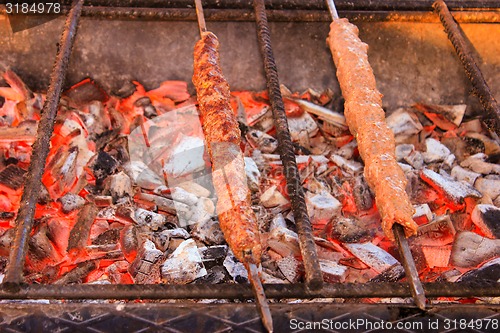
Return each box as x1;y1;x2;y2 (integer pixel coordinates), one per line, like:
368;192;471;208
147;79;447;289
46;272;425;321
67;203;98;253
439;269;462;282
134;208;166;231
385;108;423;143
162;134;206;177
187;197;214;227
176;181;211;198
421;168;482;202
268;222;300;257
244;157;261;192
198;245;228;268
395;144;424;170
93;195;113;207
194;265;228;284
330;154;363;174
305;190;341;224
120;225;139;262
0;228;14;256
169;187;198;206
28;223;58;262
457;257;500;283
134;96;157;118
137;192;191;224
260;185;289;208
441;136;485;163
152;228;190;252
344;242;399;274
413;215;456;246
475;177;500;202
191;218;225;245
130;240;164;284
467;132;500;156
53;261;97;285
369;263;405;283
277;256;303;283
84;101;111;137
423;138;451;164
326;216;372;243
471;204;500;239
422;245;452;268
161;239;207;284
124;161;164;190
223;249;248;283
412;204;433;225
89;150;119;185
351;176;373;211
58;193;85;214
319;259;348;283
92;229;120;245
451;231;500;268
461;153;500;175
451;165;481;185
0;164;26;193
104;171;133;201
336;140;357;160
246;129;278;153
106;260;132;284
287;111;318;141
103;135;130;165
261;270;288;284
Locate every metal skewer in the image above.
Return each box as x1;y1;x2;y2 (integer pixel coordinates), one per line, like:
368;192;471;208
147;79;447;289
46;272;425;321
325;0;426;310
194;1;273;331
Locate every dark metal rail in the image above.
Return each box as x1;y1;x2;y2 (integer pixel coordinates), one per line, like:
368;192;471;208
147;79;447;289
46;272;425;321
3;0;84;286
434;0;500;137
253;0;323;290
0;282;499;300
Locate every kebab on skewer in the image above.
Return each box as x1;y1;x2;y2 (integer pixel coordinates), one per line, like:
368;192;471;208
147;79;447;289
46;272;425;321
192;1;273;331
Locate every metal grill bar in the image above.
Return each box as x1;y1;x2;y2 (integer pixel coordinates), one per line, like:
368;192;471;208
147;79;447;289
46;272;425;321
434;0;500;137
253;0;323;290
3;0;84;286
0;282;499;300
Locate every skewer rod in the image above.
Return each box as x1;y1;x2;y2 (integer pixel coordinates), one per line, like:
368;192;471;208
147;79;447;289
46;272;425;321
194;0;207;36
326;0;339;19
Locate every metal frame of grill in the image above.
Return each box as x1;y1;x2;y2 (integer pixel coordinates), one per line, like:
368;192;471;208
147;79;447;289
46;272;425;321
0;0;499;331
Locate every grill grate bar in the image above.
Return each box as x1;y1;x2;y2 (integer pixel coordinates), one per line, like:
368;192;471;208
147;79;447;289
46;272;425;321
0;282;498;300
434;0;500;137
253;0;323;290
3;0;84;287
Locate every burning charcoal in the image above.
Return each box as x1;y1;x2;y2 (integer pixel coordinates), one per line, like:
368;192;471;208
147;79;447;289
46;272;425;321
187;198;214;228
260;185;289;208
105;171;133;200
120;225;139;262
416;104;466;127
421;245;452;268
471;204;500;238
385;108;423;143
134;96;157;118
176;181;211;198
29;223;58;262
294;98;347;132
53;261;97;285
0;164;26;194
246;129;278;153
94;195;113;207
475;177;500;202
58;193;85;214
319;259;348;283
423;138;451;164
330;154;363;174
451;165;480;185
369;263;405;283
124;161;164;190
137;192;191;223
134;208;166;231
89;150;119;185
223;249;248;282
106;260;133;284
191;218;225;245
67;203;98;253
395;144;414;161
198;245;228;268
439;269;462;282
352;176;373;211
287;111;319;141
458;257;500;283
467;132;500;156
0;120;37;143
170;187;198;206
0;228;14;256
92;229;120;245
413;215;456;246
451;231;500;268
152;228;190;252
261;270;288;284
244;157;261;192
162;239;207;284
163;134;206;177
398;163;412;172
194;266;228;284
277;256;303;283
84;101;111;137
305;190;341;224
461;153;500;175
413;204;433;225
441;136;485;163
130;239;164;284
326;216;372;243
421;168;482;202
344;242;399;274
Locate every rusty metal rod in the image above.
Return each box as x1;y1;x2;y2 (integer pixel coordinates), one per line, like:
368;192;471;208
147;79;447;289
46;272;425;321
253;0;323;290
3;0;84;286
0;282;498;300
434;0;500;137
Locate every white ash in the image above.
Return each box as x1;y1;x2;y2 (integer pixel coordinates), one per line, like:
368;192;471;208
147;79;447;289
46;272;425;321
330;154;363;174
336;140;357;160
423;138;451;164
305;190;341;224
451;231;500;268
294;98;347;130
105;171;133;200
163;134;206;177
169;187;198;206
277;256;303;283
471;204;500;239
223;249;248;282
474;178;500;202
124;160;164;190
461;153;500;175
260;185;289;208
344;242;399;274
287;111;319;141
398;163;413;172
161;239;207;284
191;218;225;246
421;168;482;201
451;165;481;185
386;108;423;142
244;157;261;192
319;260;348;283
269;213;287;232
246;129;278;153
176;181;211;198
58;193;85;214
134;208;166;231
